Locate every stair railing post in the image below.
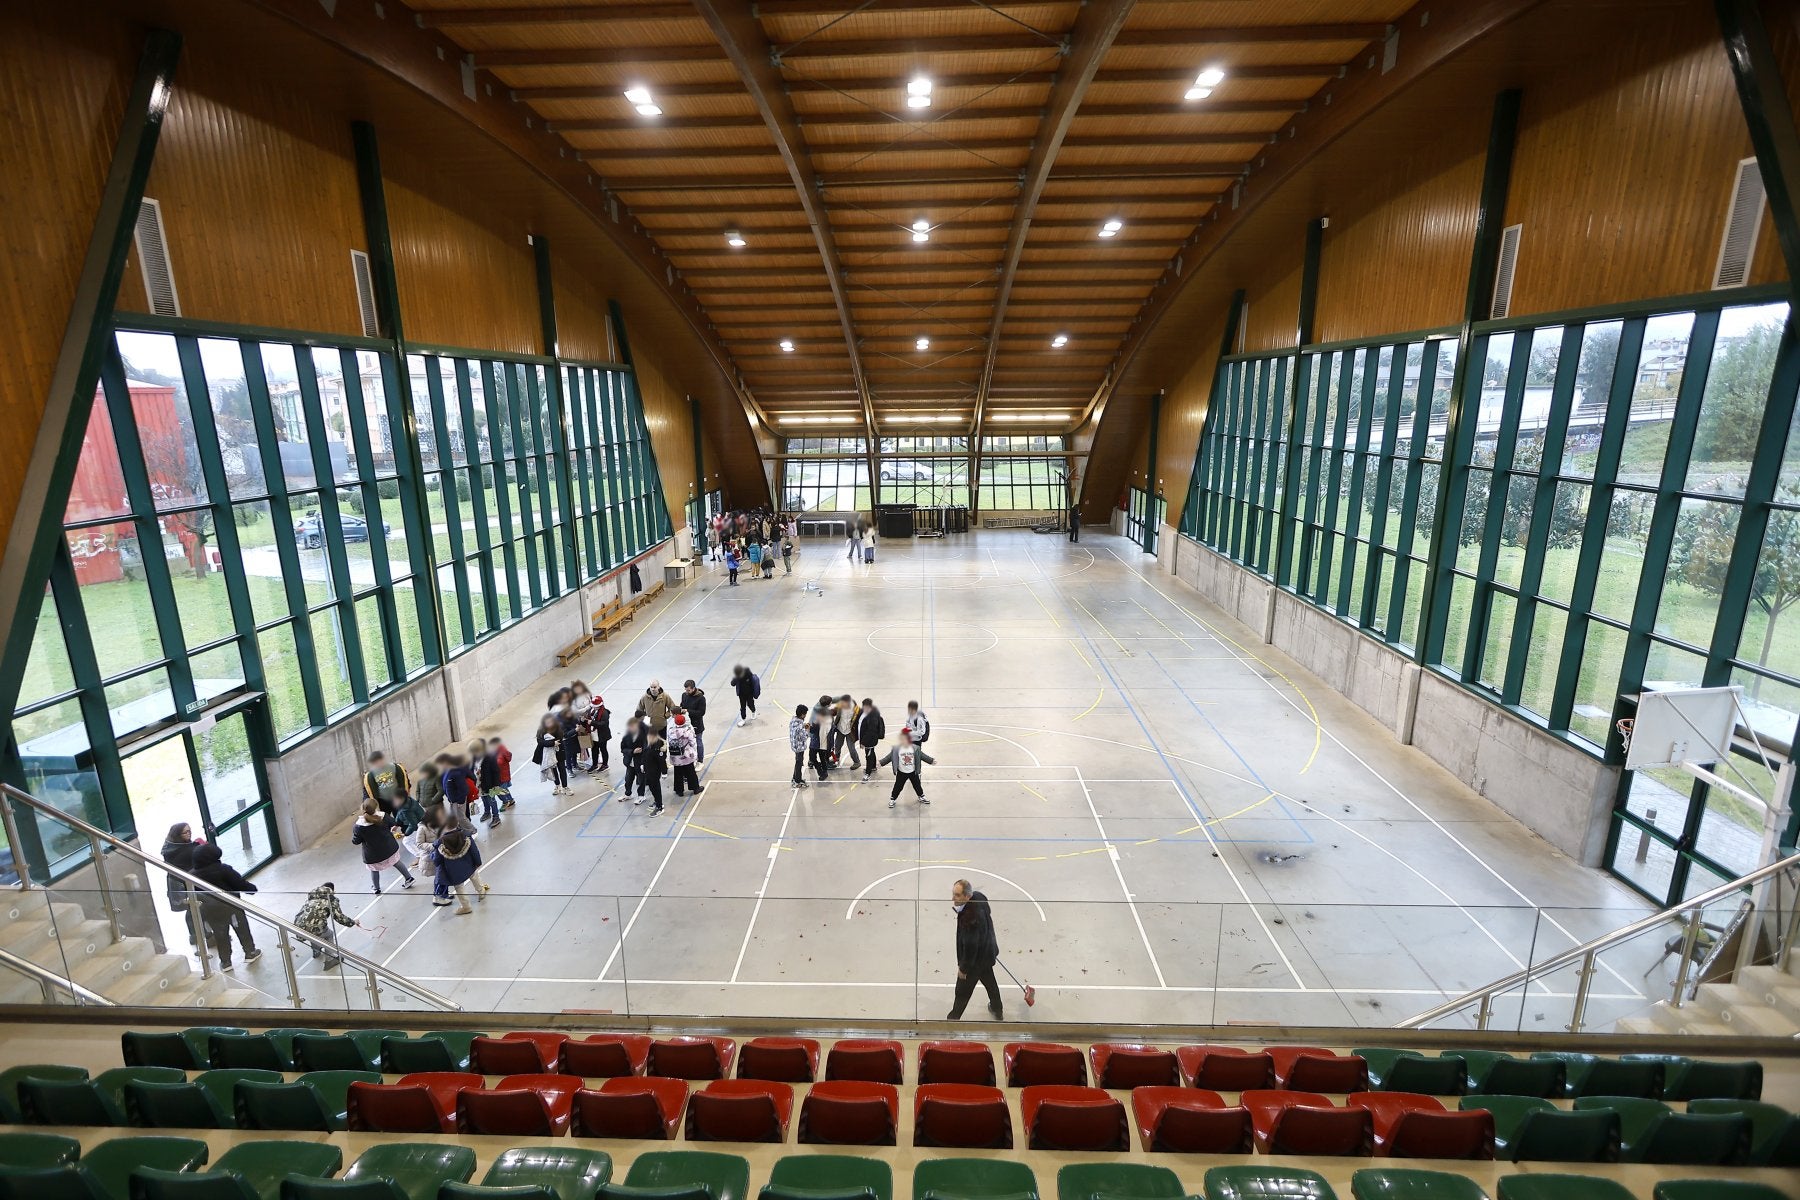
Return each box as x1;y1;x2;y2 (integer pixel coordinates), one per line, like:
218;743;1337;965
1671;908;1704;1006
86;834;120;943
1475;992;1493;1031
1568;950;1598;1032
188;894;212;979
277;927;303;1008
1;798;32;891
1780;882;1800;972
364;967;382;1010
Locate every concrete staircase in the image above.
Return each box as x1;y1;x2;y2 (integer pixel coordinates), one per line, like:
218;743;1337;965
1613;960;1800;1038
0;890;263;1008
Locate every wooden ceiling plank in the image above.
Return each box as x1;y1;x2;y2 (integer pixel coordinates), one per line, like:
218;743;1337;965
770;24;1388;61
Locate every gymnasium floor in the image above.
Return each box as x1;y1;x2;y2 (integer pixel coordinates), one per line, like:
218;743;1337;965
246;530;1656;1028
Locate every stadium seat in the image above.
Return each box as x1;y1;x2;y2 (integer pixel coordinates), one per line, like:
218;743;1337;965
130;1142;344;1200
762;1155;891;1200
1176;1046;1273;1091
1348;1092;1494;1159
596;1151;750;1200
824;1040;905;1085
346;1073;481;1134
379;1033;484;1075
236;1071;380;1132
1243;1090;1373;1157
1020;1085;1128;1151
1130;1086;1253;1154
1088;1043;1178;1089
122;1029;247;1071
440;1147;613;1200
916;1041;995;1086
209;1030;328;1072
737;1037;820;1083
291;1031;402;1074
559;1035;651;1079
647;1036;736;1081
1202;1166;1337;1200
0;1134;207;1200
124;1070;280;1130
1459;1096;1619;1162
1452;1052;1565;1099
1689;1098;1800;1165
685;1079;793;1143
22;1066;185;1126
1572;1096;1749;1164
571;1077;688;1140
0;1132;80;1169
0;1064;88;1123
1529;1052;1662;1099
1004;1042;1086;1087
911;1159;1036;1200
1347;1169;1490;1200
1621;1055;1762;1101
1653;1183;1794;1200
1355;1051;1468;1096
280;1143;476;1200
471;1033;569;1075
1493;1177;1633;1200
458;1073;581;1136
1270;1047;1369;1093
914;1083;1013;1149
1056;1164;1186;1200
798;1080;899;1146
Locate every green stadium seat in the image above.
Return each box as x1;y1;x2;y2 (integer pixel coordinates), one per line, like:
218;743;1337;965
1201;1167;1337;1200
379;1033;484;1074
1493;1177;1633;1200
22;1067;185;1125
0;1064;88;1123
122;1029;248;1071
128;1142;343;1200
1348;1169;1490;1200
1056;1164;1186;1200
1572;1096;1749;1164
237;1071;380;1131
291;1031;402;1073
1620;1055;1762;1101
1653;1182;1794;1200
1354;1050;1467;1096
209;1030;328;1072
596;1151;751;1200
280;1144;475;1200
1688;1098;1800;1165
1454;1052;1565;1098
762;1155;893;1200
125;1069;282;1129
440;1147;613;1200
0;1135;208;1200
1459;1096;1619;1162
1529;1053;1662;1099
912;1159;1036;1200
0;1131;81;1169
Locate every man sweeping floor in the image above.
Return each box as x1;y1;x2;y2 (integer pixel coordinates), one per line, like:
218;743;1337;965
947;878;1003;1021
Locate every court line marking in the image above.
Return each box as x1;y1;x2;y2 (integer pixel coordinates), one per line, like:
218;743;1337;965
729;781;801;983
1074;764;1166;988
847;864;1047;921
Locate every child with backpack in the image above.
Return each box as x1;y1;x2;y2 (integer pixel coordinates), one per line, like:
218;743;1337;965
788;704;810;789
669;712;705;799
733;664;760;725
295;882;357;969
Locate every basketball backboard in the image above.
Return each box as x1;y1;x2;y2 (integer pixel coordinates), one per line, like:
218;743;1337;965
1625;686;1741;770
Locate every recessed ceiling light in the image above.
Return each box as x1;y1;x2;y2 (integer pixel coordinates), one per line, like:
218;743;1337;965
1195;67;1226;88
725;230;747;248
635;103;663;117
779;338;795;352
906;76;932;109
915;336;930;351
1051;334;1069;348
911;218;931;243
1098;218;1123;238
623;85;653;105
1183;87;1212;101
906;95;931;109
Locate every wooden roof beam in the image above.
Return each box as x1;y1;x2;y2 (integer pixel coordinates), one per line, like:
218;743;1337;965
771;25;1387;61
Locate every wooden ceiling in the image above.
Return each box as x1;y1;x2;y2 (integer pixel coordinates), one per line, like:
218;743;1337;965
408;0;1415;441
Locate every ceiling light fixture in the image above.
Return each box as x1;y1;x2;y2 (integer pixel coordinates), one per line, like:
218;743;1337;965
906;76;932;109
1183;86;1212;101
1098;218;1123;238
779;338;795;352
1196;66;1227;88
725;230;747;248
624;85;662;117
911;218;931;243
1051;334;1069;348
915;336;931;351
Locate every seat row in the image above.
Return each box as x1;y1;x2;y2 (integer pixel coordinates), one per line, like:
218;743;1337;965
0;1135;1788;1200
112;1030;1766;1101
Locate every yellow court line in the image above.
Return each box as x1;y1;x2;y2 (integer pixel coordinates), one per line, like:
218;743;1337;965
684;823;739;840
1025;583;1063;627
832;789;854;805
1067;637;1107;722
1071;595;1132;657
1186;610;1323;775
1017;855;1049;862
1053;845;1112;859
1020;783;1049;803
765;611;801;682
1073;684;1105;722
882;857;970;865
1130;596;1199;651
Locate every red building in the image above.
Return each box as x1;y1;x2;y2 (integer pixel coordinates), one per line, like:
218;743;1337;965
66;381;198;584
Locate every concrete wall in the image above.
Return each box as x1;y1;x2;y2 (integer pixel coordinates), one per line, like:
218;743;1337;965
1169;535;1619;865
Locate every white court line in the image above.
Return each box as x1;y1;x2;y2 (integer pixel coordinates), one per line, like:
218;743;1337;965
729;783;801;983
847;864;1047;921
1075;764;1166;988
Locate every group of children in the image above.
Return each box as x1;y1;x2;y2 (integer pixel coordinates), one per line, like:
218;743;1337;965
529;677;713;816
355;742;507;918
788;696;936;807
707;507;799;586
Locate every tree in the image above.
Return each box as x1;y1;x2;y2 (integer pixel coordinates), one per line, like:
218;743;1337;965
1526;342;1560;388
1575;323;1622;415
1691;321;1784;467
1669;483;1800;694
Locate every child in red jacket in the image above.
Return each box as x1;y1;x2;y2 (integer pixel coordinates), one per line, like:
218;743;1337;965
488;736;515;811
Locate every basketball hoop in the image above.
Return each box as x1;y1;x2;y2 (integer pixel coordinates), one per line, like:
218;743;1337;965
1616;717;1633;753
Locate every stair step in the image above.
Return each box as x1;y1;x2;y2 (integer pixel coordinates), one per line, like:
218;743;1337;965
1738;966;1800;1022
0;903;94;957
1711;997;1800;1038
1611;1017;1662;1035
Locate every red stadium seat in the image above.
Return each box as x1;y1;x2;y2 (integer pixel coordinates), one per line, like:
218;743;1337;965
458;1072;581;1136
685;1078;793;1143
570;1077;687;1140
1244;1089;1373;1157
647;1036;737;1080
1270;1046;1370;1093
346;1072;481;1134
1177;1046;1275;1091
738;1037;821;1083
559;1035;651;1078
471;1032;569;1075
824;1040;905;1085
1005;1042;1087;1087
1090;1043;1179;1090
1350;1092;1495;1159
798;1079;899;1146
918;1041;996;1086
1021;1084;1129;1151
914;1083;1013;1148
1131;1086;1254;1154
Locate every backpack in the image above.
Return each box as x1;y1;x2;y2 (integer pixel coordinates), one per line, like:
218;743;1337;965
750;672;763;699
917;716;930;743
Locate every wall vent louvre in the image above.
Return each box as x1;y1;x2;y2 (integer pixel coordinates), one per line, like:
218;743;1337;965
1489;223;1522;319
133;198;181;317
1713;157;1765;289
350;250;380;338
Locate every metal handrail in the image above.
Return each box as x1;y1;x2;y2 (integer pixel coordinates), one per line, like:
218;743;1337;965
1399;850;1800;1029
0;783;458;1012
0;945;116;1006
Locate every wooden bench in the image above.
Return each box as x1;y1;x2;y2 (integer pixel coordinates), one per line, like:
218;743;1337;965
628;579;665;613
555;632;593;667
592;597;629;640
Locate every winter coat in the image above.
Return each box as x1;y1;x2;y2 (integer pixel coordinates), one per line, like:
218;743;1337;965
386;795;425;836
477;752;501;793
591;705;612;742
733;672;757;702
162;837;199;911
494;745;513;786
955;890;1000;973
640;740;668;777
352;814;404;866
834;705;857;737
533;729;558;765
878;743;935;776
619;730;646;771
414;770;441;810
363;763;410;805
788;718;809;754
681;689;707;733
668;724;698;767
294;885;354;935
191;842;256;920
440;762;477;809
639;689;675;733
905;710;931;744
856;707;887;747
434;837;483;887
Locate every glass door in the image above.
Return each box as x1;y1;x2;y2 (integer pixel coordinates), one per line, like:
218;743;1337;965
119;706;279;877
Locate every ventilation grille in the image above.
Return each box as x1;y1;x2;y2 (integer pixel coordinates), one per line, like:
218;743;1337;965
350;250;380;338
133;198;180;317
1490;223;1522;319
1714;157;1766;289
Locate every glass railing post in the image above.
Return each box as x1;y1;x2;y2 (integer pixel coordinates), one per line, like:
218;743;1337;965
1780;888;1800;972
1568;949;1597;1032
1670;909;1703;1007
277;927;303;1007
86;834;121;944
0;798;31;892
187;895;212;979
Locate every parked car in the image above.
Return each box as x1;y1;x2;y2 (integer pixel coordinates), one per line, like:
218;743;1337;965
294;510;389;548
878;461;936;482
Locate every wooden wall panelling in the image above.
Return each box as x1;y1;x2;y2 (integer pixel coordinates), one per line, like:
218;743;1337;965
551;255;615;364
628;346;703;526
1156;324;1232;533
1239;253;1306;354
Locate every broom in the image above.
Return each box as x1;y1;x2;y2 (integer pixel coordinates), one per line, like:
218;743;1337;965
997;958;1036;1007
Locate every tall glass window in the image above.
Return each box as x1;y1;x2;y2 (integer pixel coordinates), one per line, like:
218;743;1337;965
782;438;870;512
877;436;969;507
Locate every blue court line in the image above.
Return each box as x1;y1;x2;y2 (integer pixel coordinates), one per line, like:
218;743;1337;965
593;832;1313;845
